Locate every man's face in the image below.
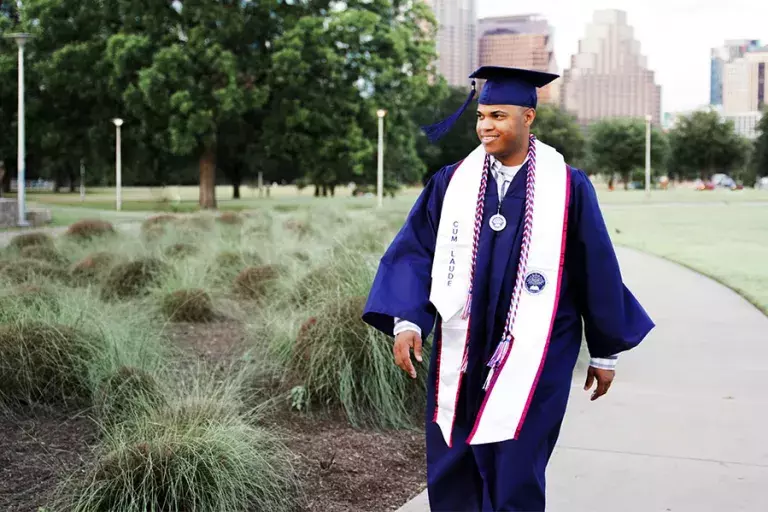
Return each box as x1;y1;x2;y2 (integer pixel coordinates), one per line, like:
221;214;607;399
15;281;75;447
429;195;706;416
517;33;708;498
476;104;536;158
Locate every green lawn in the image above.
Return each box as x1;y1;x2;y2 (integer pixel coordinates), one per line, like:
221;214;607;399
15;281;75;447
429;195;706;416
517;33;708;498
603;203;768;314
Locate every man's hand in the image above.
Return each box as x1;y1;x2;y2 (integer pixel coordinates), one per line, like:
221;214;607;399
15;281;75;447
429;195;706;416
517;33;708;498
584;366;615;401
393;331;423;379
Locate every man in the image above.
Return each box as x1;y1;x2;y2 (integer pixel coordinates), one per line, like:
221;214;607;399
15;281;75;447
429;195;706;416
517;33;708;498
362;66;655;511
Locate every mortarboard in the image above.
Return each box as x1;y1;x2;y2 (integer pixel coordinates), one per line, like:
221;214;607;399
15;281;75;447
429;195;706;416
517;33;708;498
421;66;560;143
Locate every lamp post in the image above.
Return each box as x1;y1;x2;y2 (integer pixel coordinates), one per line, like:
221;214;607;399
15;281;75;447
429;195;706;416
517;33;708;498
376;109;387;208
645;114;652;199
112;118;123;211
5;33;31;226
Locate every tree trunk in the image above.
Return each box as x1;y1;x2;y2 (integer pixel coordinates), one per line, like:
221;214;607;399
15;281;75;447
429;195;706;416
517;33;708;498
69;168;76;193
232;166;242;199
1;166;10;195
329;184;336;197
199;145;217;209
322;184;328;197
314;185;320;197
622;171;630;190
0;163;5;197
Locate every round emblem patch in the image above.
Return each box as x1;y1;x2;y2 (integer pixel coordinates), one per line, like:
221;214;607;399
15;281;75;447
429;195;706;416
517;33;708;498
524;271;547;295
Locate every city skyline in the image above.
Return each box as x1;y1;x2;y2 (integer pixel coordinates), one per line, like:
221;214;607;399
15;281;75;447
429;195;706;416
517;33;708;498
477;0;768;114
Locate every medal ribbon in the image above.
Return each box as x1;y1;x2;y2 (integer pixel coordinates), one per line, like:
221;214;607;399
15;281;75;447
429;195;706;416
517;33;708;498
458;134;538;384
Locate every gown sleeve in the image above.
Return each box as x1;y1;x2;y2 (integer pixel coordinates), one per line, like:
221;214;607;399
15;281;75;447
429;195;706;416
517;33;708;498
569;169;655;358
362;167;452;339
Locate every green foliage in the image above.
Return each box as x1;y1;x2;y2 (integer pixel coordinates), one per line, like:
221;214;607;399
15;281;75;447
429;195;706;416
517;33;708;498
588;118;669;188
532;104;586;165
667;110;749;180
414;83;480;180
753;109;768;182
266;0;438;191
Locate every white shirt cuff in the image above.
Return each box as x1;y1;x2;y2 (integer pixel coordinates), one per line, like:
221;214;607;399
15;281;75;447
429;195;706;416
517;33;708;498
394;318;422;337
589;356;618;370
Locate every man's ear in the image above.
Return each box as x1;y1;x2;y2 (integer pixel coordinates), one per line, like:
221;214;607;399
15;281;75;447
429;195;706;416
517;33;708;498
524;108;536;128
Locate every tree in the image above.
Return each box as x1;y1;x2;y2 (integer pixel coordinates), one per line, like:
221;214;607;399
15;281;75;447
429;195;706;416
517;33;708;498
106;2;269;209
414;82;480;183
531;104;586;165
265;0;438;195
667;110;748;181
753;109;768;182
588;118;668;189
0;0;21;194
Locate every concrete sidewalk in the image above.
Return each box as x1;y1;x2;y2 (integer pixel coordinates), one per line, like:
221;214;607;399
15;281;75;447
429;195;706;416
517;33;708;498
398;246;768;512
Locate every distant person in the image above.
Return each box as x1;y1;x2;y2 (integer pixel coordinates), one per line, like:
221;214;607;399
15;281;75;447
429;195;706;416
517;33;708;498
363;66;654;511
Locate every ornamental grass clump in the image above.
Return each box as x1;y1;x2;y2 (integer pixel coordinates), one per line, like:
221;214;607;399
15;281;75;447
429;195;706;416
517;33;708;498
101;258;170;301
161;289;217;323
19;244;69;265
0;284;60;321
64;376;303;512
0;258;69;284
233;265;281;300
164;242;198;259
9;231;55;251
65;219;116;241
70;252;119;286
285;295;430;428
0;321;96;404
94;366;165;427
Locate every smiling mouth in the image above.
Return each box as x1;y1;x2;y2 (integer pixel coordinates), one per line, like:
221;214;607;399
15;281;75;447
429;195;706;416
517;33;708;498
481;135;499;143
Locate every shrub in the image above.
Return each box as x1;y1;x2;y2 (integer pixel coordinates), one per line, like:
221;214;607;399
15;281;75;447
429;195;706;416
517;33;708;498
161;289;216;323
0;258;69;284
19;244;69;265
65;220;116;241
65;380;302;512
233;265;281;300
101;258;169;301
70;252;118;286
9;231;55;251
94;366;164;426
0;322;95;403
285;296;430;428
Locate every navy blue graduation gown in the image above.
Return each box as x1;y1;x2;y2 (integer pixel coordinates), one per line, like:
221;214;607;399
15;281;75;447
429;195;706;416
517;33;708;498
363;161;654;511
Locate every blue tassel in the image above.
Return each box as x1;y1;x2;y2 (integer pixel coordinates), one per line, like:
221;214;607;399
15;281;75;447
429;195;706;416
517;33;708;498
421;80;477;143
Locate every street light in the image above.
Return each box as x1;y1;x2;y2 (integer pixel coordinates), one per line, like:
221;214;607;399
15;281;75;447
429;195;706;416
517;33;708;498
5;33;31;226
645;114;652;199
376;109;387;208
112;118;124;211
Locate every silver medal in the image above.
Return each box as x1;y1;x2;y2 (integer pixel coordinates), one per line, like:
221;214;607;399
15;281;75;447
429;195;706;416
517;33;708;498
489;213;507;232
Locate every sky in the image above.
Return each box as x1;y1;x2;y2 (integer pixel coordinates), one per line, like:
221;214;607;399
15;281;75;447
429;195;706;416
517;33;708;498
477;0;768;114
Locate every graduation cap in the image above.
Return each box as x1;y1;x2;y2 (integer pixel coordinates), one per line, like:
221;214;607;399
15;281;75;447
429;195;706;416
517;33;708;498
421;66;560;143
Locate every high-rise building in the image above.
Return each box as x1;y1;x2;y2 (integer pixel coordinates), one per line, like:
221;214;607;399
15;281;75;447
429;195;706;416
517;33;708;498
477;14;560;105
424;0;477;87
710;39;761;106
722;46;768;114
560;9;661;126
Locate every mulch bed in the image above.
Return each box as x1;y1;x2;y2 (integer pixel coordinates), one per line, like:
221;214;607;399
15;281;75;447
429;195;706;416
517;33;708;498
167;319;429;512
274;412;426;512
0;404;97;512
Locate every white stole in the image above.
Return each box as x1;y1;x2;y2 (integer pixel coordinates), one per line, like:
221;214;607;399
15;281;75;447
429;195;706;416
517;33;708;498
429;139;570;446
